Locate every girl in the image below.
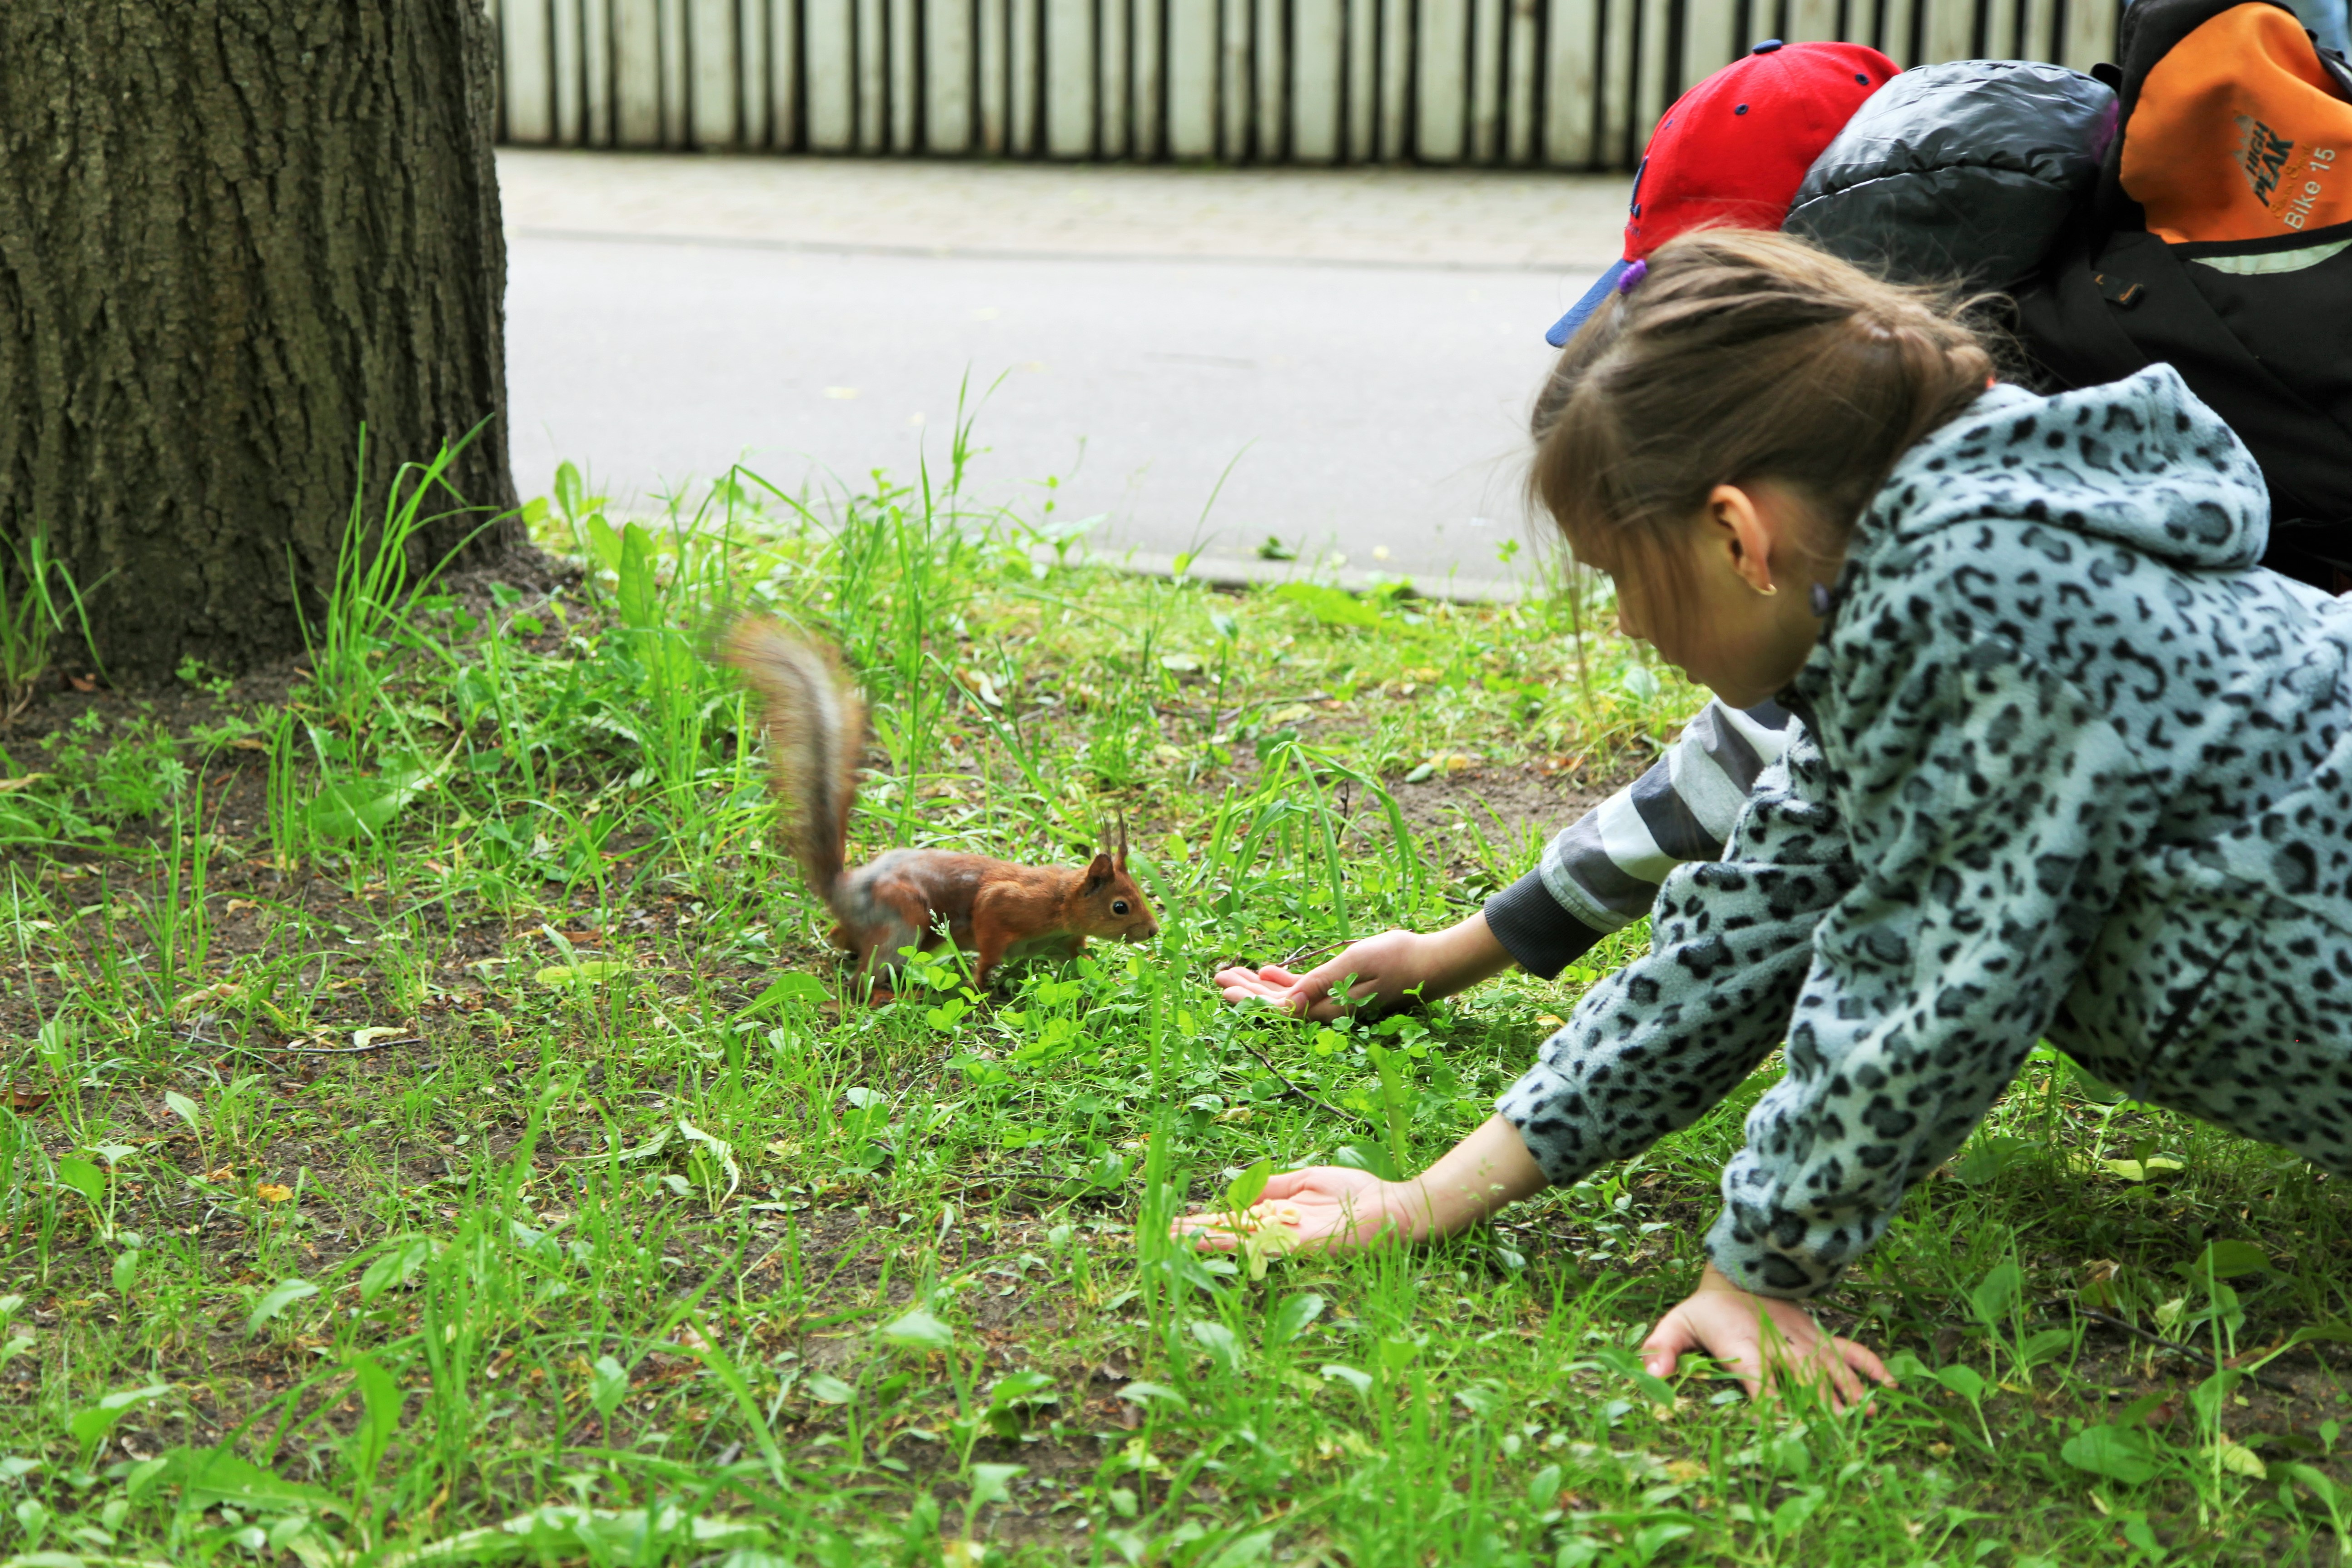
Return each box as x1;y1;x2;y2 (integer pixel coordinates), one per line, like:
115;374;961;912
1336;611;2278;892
1183;229;2352;1406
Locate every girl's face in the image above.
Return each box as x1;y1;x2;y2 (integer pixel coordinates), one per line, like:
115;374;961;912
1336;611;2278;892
1608;482;1837;711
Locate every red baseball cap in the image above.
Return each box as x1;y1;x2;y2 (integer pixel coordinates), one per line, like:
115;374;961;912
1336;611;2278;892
1546;39;1900;345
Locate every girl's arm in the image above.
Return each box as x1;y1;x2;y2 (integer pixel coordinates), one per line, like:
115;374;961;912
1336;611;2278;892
1174;1114;1544;1251
1212;914;1513;1021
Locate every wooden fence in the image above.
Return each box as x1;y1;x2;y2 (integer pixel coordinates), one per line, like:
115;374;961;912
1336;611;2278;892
488;0;2123;168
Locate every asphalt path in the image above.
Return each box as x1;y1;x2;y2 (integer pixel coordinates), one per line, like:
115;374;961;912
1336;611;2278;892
499;155;1627;597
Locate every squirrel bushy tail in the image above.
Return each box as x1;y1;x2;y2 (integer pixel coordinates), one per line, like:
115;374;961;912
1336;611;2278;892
720;619;866;905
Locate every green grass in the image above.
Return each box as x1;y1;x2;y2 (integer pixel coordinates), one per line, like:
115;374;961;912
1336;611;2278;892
4;433;2352;1568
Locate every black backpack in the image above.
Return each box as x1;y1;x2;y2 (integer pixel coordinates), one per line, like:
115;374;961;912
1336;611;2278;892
2012;0;2352;590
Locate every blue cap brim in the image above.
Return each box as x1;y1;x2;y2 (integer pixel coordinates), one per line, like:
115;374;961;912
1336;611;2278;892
1544;259;1631;348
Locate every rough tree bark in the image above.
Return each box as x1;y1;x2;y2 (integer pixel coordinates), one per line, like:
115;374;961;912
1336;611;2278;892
0;2;519;682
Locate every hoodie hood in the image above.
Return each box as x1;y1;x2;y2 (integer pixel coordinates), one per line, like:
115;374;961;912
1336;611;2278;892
1868;364;2271;571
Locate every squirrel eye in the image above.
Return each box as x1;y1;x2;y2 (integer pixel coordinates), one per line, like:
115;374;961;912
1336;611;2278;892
1112;900;1129;915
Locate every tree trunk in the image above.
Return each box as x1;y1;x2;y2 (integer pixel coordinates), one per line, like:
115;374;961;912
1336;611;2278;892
0;1;519;682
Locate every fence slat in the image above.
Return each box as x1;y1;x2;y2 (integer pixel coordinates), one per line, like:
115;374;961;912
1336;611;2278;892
1168;0;1215;156
1294;0;1343;160
584;0;614;144
505;0;557;141
1788;0;1838;42
1047;0;1098;152
767;0;800;145
805;0;856;146
2059;0;2115;70
1134;0;1168;155
552;0;587;142
658;0;689;142
738;0;770;143
1681;0;1736;100
857;0;890;146
689;0;740;144
1013;0;1044;151
1220;0;1253;156
1924;0;1975;60
613;0;663;142
890;0;921;146
1504;0;1538;163
980;0;1011;149
1470;0;1504;161
1541;0;1593;165
927;0;975;148
1417;0;1470;161
1103;0;1132;157
1599;0;1636;164
1257;0;1288;159
1377;0;1410;157
1631;0;1671;143
1344;0;1377;158
2019;0;2056;62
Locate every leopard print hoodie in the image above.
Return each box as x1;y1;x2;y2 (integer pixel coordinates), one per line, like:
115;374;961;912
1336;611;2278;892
1498;365;2352;1299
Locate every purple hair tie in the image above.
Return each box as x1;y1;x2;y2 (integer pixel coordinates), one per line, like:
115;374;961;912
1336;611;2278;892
1616;258;1650;294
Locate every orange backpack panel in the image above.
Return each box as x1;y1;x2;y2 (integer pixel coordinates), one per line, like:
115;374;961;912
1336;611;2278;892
2121;5;2352;242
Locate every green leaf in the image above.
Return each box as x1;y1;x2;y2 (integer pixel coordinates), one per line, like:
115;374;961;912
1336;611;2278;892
741;972;828;1015
1224;1157;1273;1213
589;1354;631;1417
553;460;584;520
350;1354;401;1482
1116;1380;1190;1410
164;1444;350;1520
1951;1134;2039;1185
1526;1462;1564;1513
1273;582;1380;628
1591;1345;1676;1411
616;522;659;631
1968;1262;2022;1328
359;1237;433;1303
246;1278;320;1336
55;1155;103;1204
968;1463;1025;1509
584;515;625;575
66;1383;172;1459
1319;1363;1373;1397
877;1308;957;1353
1933;1364;1987;1404
163;1090;201;1132
2189;1239;2272;1279
803;1372;855;1404
307;777;421;845
2060;1423;2157;1484
1268;1292;1327;1349
987;1371;1058;1410
1189;1319;1243;1375
1330;1143;1402;1182
535;960;626;986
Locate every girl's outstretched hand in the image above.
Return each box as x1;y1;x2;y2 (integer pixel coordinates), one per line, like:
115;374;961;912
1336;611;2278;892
1172;1166;1402;1254
1640;1264;1895;1413
1213;915;1514;1021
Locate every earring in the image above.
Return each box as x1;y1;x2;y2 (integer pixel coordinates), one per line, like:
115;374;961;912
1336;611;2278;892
1758;582;1779;597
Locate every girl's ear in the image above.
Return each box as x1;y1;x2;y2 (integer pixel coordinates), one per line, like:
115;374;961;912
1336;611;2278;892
1704;483;1781;597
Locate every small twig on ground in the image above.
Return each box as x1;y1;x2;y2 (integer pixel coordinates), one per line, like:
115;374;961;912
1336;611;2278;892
267;1035;422;1056
2077;1304;2299;1395
1231;1035;1373;1130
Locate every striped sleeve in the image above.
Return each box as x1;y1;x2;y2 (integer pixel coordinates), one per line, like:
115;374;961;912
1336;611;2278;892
1481;700;1796;978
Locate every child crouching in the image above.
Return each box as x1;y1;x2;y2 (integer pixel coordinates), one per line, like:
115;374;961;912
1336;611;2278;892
1183;229;2352;1405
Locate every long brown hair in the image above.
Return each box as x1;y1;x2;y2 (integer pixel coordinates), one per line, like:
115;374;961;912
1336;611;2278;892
1529;230;1996;603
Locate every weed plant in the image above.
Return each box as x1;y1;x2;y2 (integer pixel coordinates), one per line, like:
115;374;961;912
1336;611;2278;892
2;438;2351;1566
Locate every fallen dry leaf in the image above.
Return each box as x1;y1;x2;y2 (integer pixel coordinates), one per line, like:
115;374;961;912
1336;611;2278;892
65;674;96;692
201;1166;237;1182
256;1183;293;1203
229;737;268;752
225;899;259;915
2;1085;50;1111
0;773;50;794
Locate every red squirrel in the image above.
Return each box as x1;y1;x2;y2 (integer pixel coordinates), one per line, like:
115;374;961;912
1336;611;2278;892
721;618;1160;991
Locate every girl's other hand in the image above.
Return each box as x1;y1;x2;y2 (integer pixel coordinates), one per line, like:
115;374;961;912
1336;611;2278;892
1173;1166;1400;1254
1212;916;1512;1021
1639;1264;1895;1413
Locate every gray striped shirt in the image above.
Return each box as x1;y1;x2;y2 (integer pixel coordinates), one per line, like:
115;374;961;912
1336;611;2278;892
1482;699;1796;976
